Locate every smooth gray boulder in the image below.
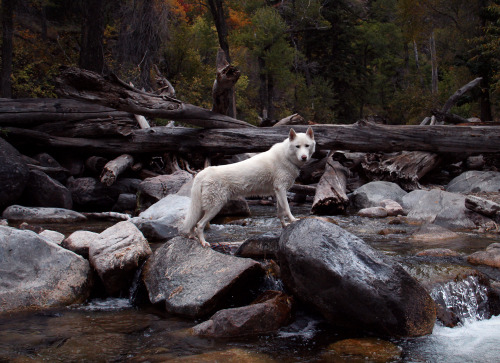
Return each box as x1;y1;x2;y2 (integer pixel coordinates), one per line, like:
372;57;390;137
89;221;152;296
277;218;436;337
401;190;429;214
2;205;87;223
143;236;265;318
446;171;500;193
0;138;29;210
351;181;407;209
138;170;193;206
62;230;99;258
406;189;491;229
0;226;92;312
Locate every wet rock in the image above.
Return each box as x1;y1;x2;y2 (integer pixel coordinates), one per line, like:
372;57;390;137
357;206;388;218
68;177;141;211
62;230;99;259
168;348;275;362
446;171;500;193
21;169;73;209
218;198;251;217
416;248;462;257
0;226;92;312
143;236;265;318
89;221;152;296
322;338;402;363
131;194;190;241
192;291;293;338
0;138;29;210
32;152;69;183
406;189;491;229
138;170;193;209
467;243;500;269
235;231;281;259
409;223;460;241
401;189;429;214
2;205;87;223
112;193;137;213
39;229;65;245
351;181;407;209
278;218;436;337
379;199;404;216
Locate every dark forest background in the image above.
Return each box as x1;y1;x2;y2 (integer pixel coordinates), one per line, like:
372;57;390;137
1;0;499;125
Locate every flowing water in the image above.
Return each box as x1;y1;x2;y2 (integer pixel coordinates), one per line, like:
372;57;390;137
1;204;500;362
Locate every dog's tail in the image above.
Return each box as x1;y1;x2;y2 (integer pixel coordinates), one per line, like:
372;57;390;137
181;177;203;235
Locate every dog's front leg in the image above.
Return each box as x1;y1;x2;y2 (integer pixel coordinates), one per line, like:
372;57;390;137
274;188;297;227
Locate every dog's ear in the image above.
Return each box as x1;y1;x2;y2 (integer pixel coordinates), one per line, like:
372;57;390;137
289;128;297;141
306;126;314;140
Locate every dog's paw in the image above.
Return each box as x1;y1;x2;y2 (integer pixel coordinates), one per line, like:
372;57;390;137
200;241;211;248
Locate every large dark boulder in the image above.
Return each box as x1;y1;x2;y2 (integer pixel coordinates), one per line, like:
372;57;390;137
143;237;265;318
0;226;92;312
0;138;29;211
446;171;500;193
21;169;73;209
277;218;436;337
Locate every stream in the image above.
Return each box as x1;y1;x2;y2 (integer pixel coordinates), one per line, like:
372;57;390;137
1;203;499;362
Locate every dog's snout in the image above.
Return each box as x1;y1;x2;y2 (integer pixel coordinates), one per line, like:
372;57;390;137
301;155;307;161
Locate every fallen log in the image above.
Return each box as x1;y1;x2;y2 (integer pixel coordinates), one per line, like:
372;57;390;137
361;151;441;191
311;158;349;215
100;154;134;186
4;121;500;155
0;98;132;126
32;116;135;137
55;66;253;129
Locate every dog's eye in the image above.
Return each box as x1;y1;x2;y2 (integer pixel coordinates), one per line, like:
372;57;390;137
305;145;309;147
295;145;300;148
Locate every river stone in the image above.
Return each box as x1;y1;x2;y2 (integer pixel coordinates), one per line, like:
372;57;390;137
406;189;491;229
379;199;404;216
235;231;281;259
2;205;87;223
467;243;500;269
401;189;429;214
143;236;265;318
0;226;92;312
131;194;190;241
357;206;388;218
409;223;460;241
21;169;73;209
192;291;293;338
138;170;193;202
277;218;436;337
62;230;100;258
446;171;500;193
0;138;29;210
322;338;402;362
89;221;152;296
351;181;407;209
39;229;65;245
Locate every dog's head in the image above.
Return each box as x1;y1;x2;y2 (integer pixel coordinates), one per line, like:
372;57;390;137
288;127;315;164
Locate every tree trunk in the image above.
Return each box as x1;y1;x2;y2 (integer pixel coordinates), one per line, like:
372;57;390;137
1;0;14;97
311;158;349;215
6;121;500;156
79;0;105;73
55;66;253;129
430;32;438;95
212;49;241;116
100;154;134;186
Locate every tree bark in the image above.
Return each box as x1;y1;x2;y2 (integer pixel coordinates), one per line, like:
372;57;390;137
6;121;500;156
55;66;253;129
212;49;240;116
311;158;349;215
100;154;134;186
430;32;438;95
0;0;14;97
79;0;105;73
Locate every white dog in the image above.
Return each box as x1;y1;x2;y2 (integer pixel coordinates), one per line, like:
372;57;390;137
182;127;316;247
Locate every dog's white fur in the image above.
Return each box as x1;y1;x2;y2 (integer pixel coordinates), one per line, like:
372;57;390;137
182;127;316;247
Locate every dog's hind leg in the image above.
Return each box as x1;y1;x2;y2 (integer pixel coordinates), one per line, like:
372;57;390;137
195;205;223;247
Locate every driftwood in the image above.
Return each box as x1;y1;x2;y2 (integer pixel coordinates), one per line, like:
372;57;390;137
55;66;252;129
100;154;134;186
212;49;240;116
465;195;500;221
441;77;482;114
85;156;108;174
0;98;131;126
32;116;135;138
431;110;470;125
311;158;349;215
361;151;441;190
273;113;307;127
4;120;500;155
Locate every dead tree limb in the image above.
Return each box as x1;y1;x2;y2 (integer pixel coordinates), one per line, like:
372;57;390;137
441;77;482;114
55;66;253;129
100;154;134;186
212;49;240;115
311;158;349;215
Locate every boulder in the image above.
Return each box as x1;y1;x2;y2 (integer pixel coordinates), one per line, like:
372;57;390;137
89;221;152;296
0;226;92;312
406;189;491;229
218;198;251;217
2;205;87;223
68;177;140;211
351;181;407;209
322;338;402;362
192;291;293;338
0;138;29;210
467;243;500;269
39;229;65;245
21;169;73;209
137;170;193;208
409;223;460;241
357;206;388;218
61;230;99;259
131;194;190;241
235;231;281;259
401;189;429;215
446;171;500;193
112;193;137;213
142;236;265;318
379;199;404;216
277;218;436;337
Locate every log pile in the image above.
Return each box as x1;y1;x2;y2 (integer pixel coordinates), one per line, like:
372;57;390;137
1;67;500;217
